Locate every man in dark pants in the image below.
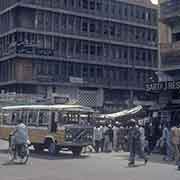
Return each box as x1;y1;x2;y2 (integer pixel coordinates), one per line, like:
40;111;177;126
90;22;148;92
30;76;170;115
128;119;148;166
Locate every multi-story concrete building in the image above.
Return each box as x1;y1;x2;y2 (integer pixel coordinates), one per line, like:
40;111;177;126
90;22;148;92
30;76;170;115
147;0;180;124
0;0;158;111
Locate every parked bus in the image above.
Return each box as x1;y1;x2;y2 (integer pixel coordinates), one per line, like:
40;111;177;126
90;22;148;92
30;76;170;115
0;104;94;156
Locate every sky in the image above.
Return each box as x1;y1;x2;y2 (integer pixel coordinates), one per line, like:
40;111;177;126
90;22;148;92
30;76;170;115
151;0;158;4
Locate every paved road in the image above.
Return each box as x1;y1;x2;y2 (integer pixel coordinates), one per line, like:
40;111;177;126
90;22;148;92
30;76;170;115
0;140;179;180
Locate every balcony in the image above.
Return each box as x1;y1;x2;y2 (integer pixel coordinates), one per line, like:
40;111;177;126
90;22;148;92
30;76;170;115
161;42;180;54
161;43;180;70
160;1;180;23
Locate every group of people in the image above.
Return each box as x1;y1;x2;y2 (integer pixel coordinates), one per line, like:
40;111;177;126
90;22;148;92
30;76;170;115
93;119;180;169
160;123;180;170
93;120;148;166
93;123;128;153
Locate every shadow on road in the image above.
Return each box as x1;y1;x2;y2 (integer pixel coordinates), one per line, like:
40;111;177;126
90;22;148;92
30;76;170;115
113;153;176;166
0;148;89;161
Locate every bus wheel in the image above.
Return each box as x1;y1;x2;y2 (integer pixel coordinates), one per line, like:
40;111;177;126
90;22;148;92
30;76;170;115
72;147;82;157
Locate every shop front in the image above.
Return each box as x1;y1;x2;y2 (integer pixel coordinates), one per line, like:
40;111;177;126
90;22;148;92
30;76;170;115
146;80;180;126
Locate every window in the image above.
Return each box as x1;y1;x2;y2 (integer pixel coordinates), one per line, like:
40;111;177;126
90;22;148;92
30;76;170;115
117;24;121;39
104;44;109;57
90;66;95;78
74;63;81;77
35;11;44;30
28;111;38;126
111;4;116;16
61;14;67;29
67;15;74;31
130;5;134;18
111;46;116;59
97;45;102;56
97;67;103;79
82;41;88;55
69;0;74;8
110;23;115;36
123;48;128;59
54;37;60;54
82;21;88;32
82;65;88;78
38;112;48;126
96;21;102;34
75;40;81;55
68;63;74;76
45;12;52;31
54;13;59;32
118;48;122;58
90;44;95;55
68;40;74;56
48;63;54;75
82;0;88;9
119;5;122;17
124;5;128;18
54;63;59;74
61;39;67;56
96;1;102;11
90;0;95;10
90;23;95;33
103;22;109;36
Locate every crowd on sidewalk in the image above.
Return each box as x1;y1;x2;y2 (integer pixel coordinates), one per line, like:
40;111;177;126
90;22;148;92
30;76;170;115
92;119;180;170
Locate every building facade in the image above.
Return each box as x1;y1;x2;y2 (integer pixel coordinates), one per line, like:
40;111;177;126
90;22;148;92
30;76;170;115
147;0;180;125
0;0;158;111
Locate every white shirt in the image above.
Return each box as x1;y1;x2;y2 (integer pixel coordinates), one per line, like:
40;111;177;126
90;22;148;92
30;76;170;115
94;127;103;141
14;123;29;144
139;127;145;140
113;126;119;139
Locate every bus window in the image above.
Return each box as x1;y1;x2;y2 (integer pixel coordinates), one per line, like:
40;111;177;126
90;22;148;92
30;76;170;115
11;112;17;125
39;111;48;127
28;111;38;126
21;111;28;125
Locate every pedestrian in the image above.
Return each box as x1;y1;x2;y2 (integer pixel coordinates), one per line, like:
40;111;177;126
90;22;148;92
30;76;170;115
128;119;148;166
103;124;109;152
107;124;113;152
118;125;126;152
162;123;174;161
139;124;145;153
93;125;103;153
100;124;106;152
171;125;180;170
113;123;119;152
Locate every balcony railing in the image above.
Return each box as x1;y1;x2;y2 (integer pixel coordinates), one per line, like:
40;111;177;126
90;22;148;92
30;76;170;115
18;0;157;27
161;42;180;53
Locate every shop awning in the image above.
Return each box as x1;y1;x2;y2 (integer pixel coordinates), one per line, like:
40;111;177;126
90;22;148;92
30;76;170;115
97;105;143;119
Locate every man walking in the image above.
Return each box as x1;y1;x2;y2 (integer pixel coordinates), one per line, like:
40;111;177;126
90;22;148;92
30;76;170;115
171;125;180;170
162;123;173;161
128;119;148;166
94;125;103;153
113;123;119;152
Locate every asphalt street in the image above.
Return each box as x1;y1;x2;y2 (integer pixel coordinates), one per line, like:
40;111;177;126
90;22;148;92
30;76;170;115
0;140;179;180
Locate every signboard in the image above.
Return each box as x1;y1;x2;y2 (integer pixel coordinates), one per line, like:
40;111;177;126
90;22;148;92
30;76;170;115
145;80;180;91
69;77;83;84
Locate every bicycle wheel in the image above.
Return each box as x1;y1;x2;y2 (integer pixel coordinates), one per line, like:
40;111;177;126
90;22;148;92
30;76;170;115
20;147;30;164
8;147;15;162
